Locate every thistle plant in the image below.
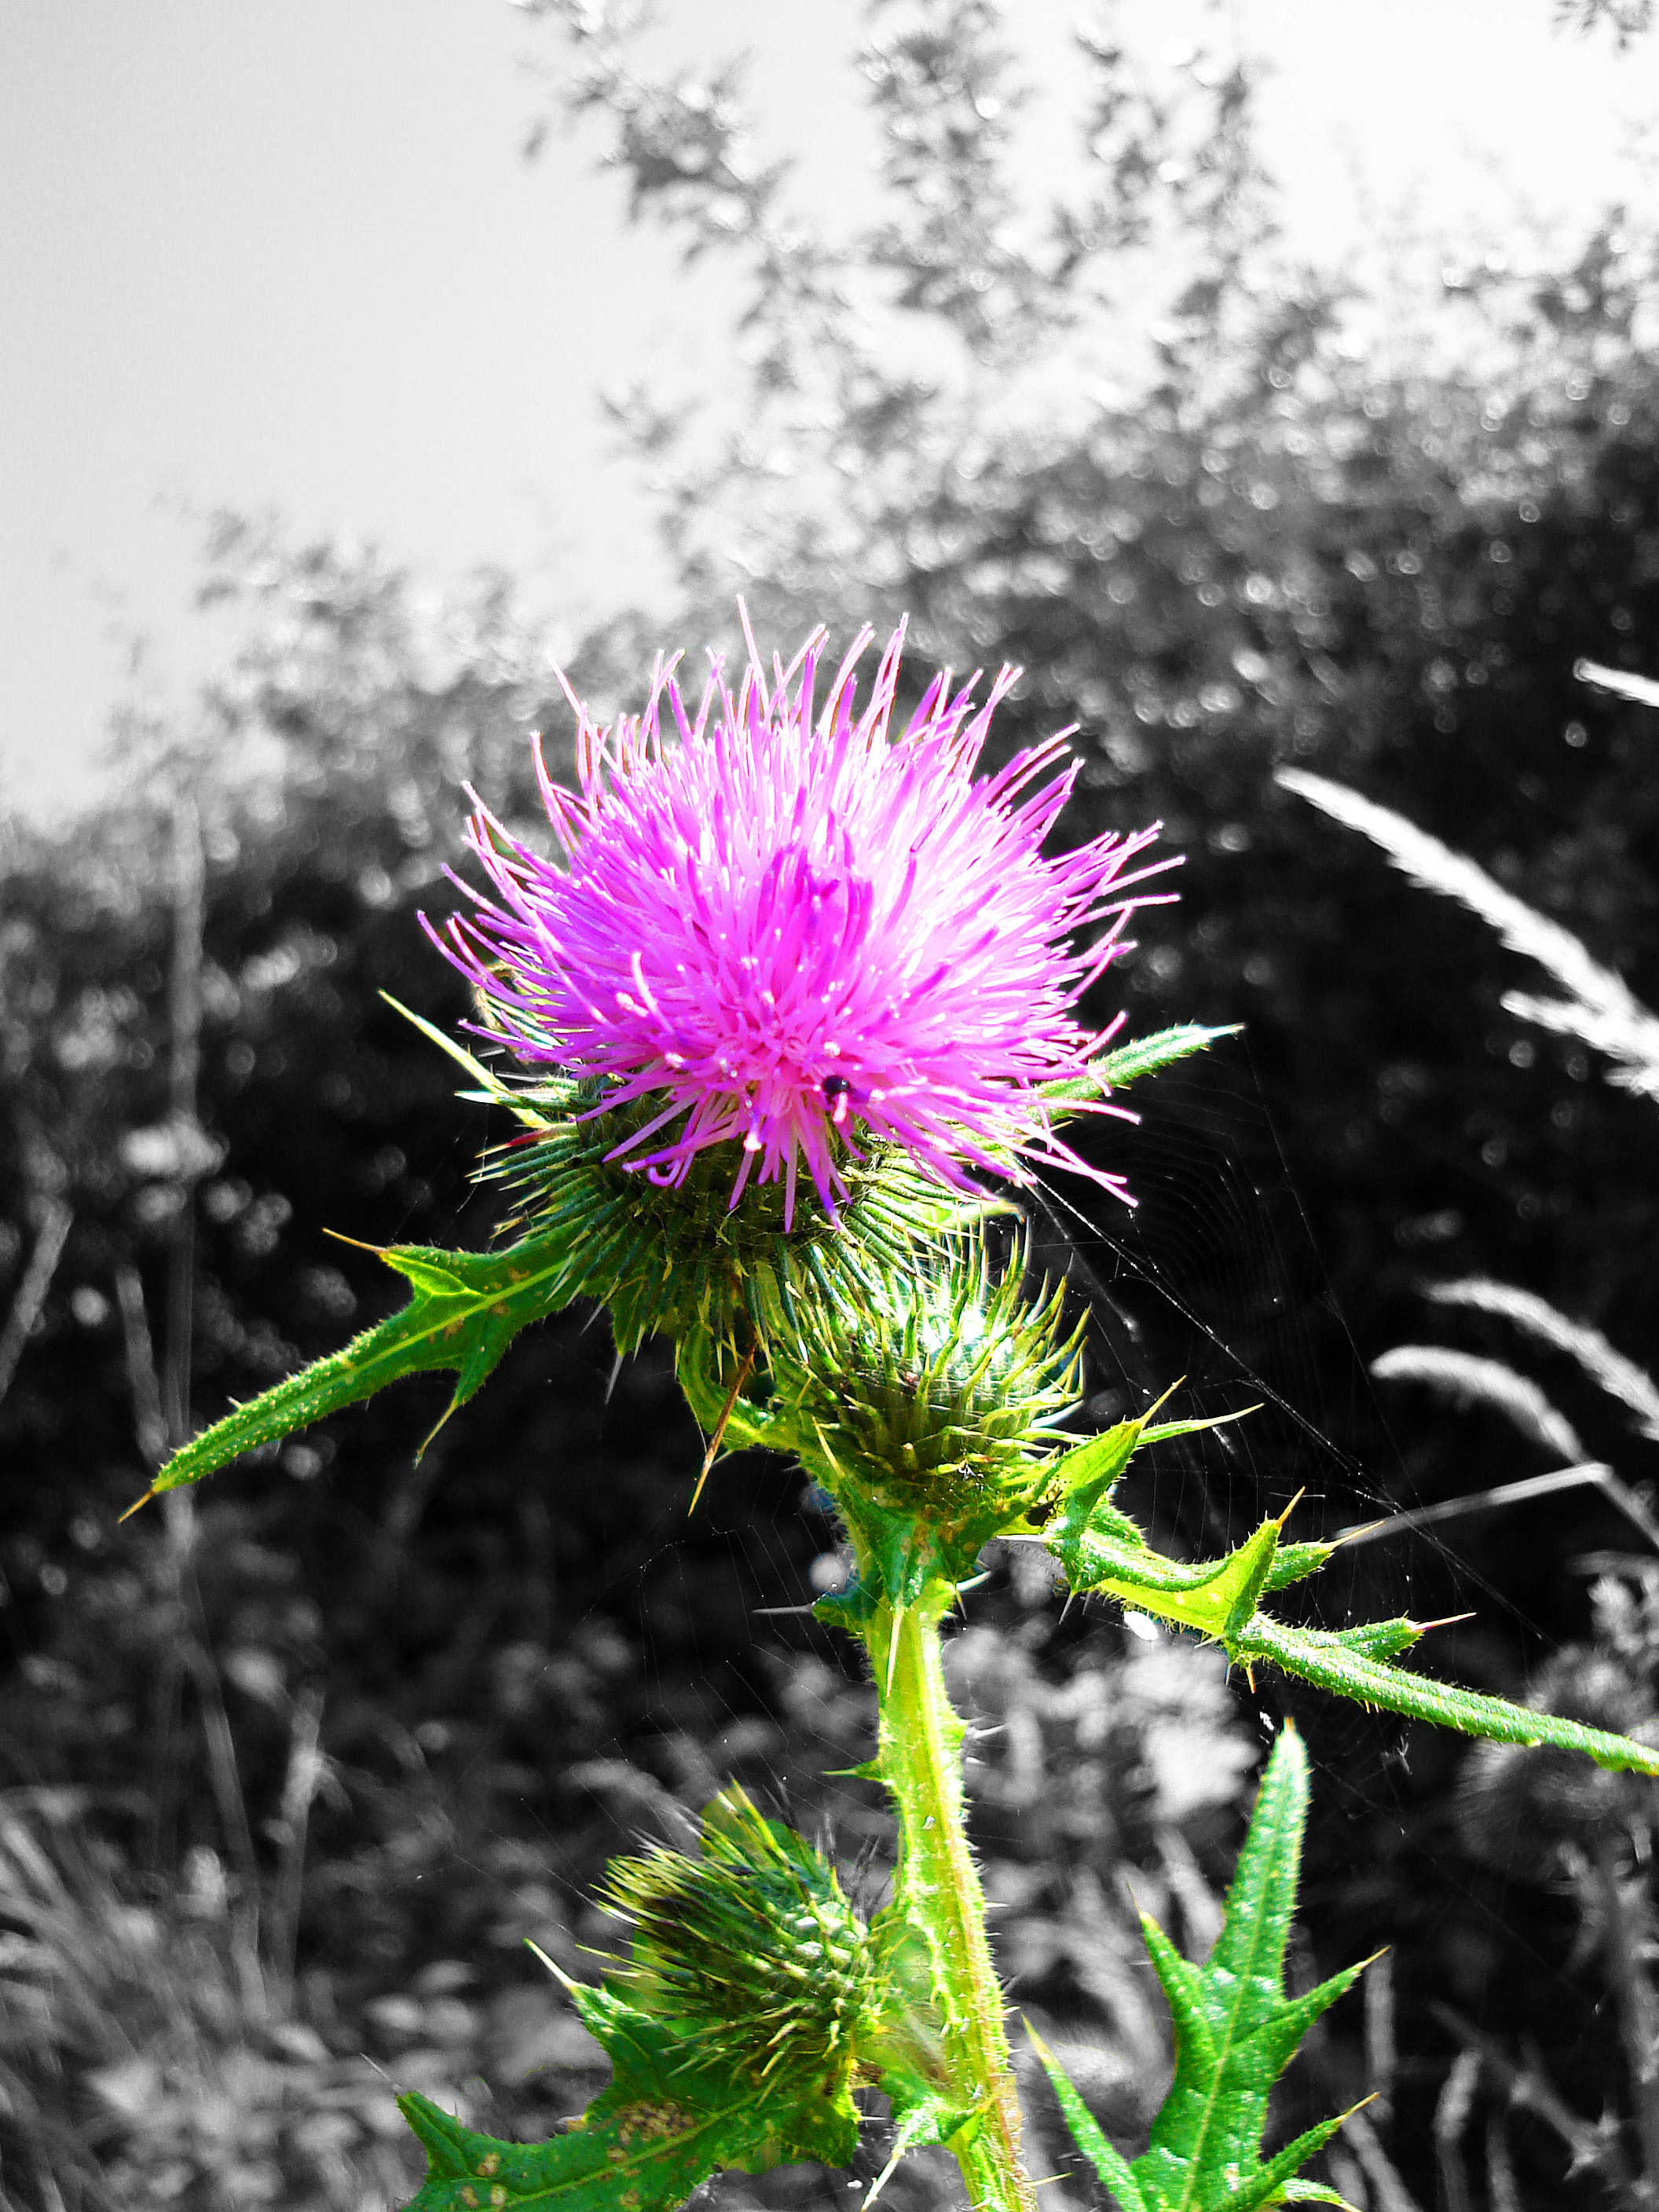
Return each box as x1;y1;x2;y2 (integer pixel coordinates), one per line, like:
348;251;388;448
130;613;1659;2212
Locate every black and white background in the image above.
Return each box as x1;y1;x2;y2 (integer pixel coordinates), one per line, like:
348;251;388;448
4;5;1659;2207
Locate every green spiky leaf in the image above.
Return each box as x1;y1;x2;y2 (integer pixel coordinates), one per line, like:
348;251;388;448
1043;1420;1659;1776
1027;2027;1147;2211
1233;1608;1659;1772
397;1979;859;2212
1032;1727;1363;2212
1045;1405;1261;1529
1042;1024;1241;1105
675;1322;786;1456
131;1230;580;1505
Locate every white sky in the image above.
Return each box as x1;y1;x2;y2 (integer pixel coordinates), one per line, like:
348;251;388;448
3;0;1657;822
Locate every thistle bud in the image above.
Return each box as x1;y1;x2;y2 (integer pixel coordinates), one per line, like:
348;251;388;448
772;1232;1084;1600
598;1789;881;2108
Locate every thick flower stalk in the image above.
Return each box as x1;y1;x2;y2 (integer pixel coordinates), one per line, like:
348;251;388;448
431;607;1175;1227
682;1237;1093;2212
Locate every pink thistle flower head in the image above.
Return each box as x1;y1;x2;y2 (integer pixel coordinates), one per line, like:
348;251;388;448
431;609;1177;1229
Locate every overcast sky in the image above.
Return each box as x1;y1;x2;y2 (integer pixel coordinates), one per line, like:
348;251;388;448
5;1;1658;822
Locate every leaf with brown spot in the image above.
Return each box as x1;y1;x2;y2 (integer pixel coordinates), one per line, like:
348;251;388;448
396;1983;859;2211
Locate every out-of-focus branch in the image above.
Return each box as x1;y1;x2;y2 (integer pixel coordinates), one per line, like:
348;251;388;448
1553;0;1654;48
1431;2005;1633;2194
1341;2108;1425;2212
114;1262;169;1470
268;1686;328;2001
1434;2046;1480;2212
0;1199;72;1413
860;0;1048;353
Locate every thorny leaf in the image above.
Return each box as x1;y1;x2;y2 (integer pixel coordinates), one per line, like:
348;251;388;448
397;1979;859;2212
1031;1725;1364;2211
1042;1419;1659;1776
1042;1023;1243;1104
126;1232;580;1510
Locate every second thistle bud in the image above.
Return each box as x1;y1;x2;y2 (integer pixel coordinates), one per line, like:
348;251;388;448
598;1788;880;2133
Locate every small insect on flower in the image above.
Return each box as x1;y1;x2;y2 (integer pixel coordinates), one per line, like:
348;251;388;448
430;606;1175;1227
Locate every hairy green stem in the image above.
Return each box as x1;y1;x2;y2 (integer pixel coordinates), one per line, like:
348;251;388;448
865;1588;1037;2212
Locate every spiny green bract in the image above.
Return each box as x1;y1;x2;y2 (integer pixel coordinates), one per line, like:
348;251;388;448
768;1232;1084;1602
423;1002;1235;1368
483;1071;961;1356
426;1006;1235;1369
598;1788;881;2104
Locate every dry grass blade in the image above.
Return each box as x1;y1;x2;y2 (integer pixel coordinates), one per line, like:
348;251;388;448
0;1199;72;1411
1335;1460;1659;1557
0;1791;420;2210
1499;990;1659;1097
1369;1346;1585;1461
1425;1276;1659;1443
1277;768;1659;1097
1573;657;1659;709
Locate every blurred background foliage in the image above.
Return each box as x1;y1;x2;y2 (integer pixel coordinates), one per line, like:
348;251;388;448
5;4;1659;2206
